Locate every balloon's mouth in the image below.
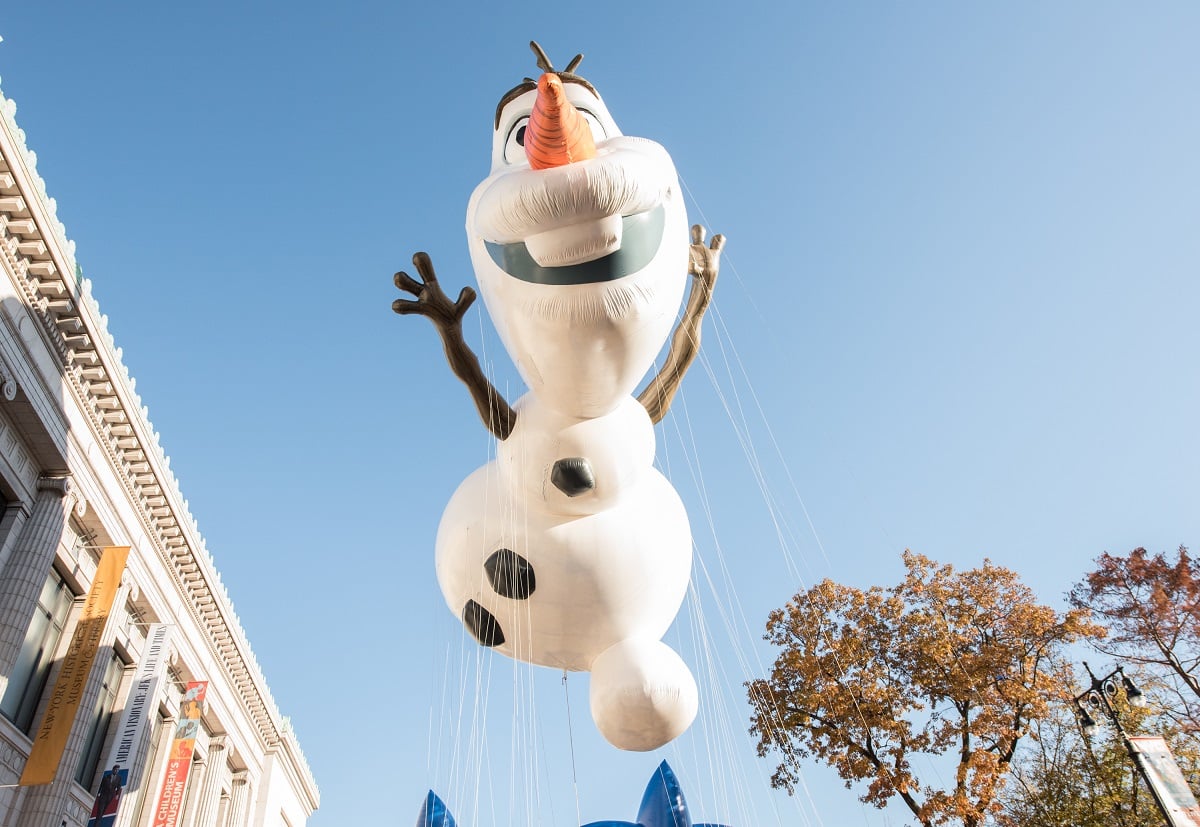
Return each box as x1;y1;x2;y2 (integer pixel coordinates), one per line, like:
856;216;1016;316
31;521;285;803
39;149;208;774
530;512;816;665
484;206;664;285
471;136;676;282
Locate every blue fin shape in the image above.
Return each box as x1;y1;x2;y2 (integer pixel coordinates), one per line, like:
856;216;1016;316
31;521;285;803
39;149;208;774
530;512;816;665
637;761;691;827
632;762;731;827
417;791;457;827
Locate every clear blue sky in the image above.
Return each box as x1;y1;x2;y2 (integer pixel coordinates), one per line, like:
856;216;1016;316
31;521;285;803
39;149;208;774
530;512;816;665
2;3;1198;825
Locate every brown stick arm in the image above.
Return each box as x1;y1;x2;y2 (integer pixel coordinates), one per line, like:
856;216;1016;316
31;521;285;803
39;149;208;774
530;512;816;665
393;252;516;440
637;225;725;423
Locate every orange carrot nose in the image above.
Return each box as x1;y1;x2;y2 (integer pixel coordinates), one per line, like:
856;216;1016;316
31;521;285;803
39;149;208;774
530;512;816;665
525;73;597;170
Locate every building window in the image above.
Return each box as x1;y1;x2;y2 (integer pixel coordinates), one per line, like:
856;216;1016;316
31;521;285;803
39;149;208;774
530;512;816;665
0;568;74;733
75;652;126;788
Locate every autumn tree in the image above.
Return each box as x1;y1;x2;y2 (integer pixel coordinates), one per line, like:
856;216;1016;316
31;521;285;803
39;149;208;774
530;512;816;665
1069;546;1200;731
748;551;1101;827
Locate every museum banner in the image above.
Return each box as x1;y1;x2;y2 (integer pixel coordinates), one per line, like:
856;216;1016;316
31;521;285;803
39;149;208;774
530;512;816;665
150;680;208;827
86;623;174;827
20;545;130;786
1129;736;1200;827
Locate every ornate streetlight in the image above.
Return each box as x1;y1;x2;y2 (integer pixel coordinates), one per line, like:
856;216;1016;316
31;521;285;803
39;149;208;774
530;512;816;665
1074;661;1168;826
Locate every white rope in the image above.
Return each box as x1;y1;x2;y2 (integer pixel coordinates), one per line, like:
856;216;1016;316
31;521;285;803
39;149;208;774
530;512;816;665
562;671;582;827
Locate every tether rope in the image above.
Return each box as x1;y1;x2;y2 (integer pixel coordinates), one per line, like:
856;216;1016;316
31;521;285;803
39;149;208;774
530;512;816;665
562;670;582;827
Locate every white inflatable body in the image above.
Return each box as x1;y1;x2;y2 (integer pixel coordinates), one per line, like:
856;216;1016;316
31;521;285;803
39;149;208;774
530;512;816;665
433;63;698;751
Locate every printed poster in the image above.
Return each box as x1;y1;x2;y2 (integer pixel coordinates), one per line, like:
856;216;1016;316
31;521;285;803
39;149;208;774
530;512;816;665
150;680;207;827
85;766;127;827
20;546;130;786
86;623;173;827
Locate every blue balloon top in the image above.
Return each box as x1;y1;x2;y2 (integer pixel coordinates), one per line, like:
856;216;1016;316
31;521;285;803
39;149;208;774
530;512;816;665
419;761;728;827
636;760;690;827
417;791;457;827
581;761;728;827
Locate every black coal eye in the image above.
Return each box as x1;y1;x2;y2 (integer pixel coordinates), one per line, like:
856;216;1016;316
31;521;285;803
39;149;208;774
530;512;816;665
515;125;526;147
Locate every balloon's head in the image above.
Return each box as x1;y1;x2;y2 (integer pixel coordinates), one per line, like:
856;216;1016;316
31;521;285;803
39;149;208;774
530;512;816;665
465;41;690;417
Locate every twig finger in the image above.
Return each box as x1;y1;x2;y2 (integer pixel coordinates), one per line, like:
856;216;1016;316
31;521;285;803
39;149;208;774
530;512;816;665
395;271;423;294
412;252;439;285
392;298;423;315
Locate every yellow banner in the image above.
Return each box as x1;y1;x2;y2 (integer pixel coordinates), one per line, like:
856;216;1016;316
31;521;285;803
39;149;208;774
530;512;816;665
20;545;130;786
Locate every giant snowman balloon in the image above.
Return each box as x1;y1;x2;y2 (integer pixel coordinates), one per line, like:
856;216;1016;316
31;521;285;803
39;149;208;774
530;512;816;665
393;42;724;752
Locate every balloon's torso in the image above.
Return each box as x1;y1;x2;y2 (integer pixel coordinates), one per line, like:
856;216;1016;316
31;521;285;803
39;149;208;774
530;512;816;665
435;395;691;671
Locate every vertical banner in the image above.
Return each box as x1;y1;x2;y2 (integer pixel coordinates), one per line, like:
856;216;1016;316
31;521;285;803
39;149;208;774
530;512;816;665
1129;736;1200;827
150;681;207;827
86;623;174;827
20;545;130;786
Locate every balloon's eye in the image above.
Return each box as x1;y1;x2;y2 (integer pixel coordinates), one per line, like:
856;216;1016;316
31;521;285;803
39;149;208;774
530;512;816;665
578;109;606;143
503;117;531;165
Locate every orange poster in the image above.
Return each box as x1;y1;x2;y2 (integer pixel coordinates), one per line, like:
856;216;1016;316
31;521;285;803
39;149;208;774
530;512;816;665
150;681;207;827
20;546;130;786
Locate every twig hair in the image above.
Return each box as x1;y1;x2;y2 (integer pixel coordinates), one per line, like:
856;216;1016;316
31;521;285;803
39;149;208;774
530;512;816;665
495;41;599;129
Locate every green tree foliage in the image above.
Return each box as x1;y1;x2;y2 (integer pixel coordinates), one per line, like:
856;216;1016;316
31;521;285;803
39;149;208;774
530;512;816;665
747;551;1101;827
1000;670;1200;827
1069;546;1200;732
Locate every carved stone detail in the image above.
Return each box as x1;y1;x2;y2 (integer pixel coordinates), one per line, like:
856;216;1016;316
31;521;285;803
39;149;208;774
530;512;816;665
34;473;70;498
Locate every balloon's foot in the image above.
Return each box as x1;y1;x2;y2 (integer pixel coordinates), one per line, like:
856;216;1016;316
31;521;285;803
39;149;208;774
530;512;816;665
589;638;697;751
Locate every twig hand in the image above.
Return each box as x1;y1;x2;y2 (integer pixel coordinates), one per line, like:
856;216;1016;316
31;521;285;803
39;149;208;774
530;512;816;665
392;252;476;328
688;224;725;294
390;251;516;439
638;225;726;423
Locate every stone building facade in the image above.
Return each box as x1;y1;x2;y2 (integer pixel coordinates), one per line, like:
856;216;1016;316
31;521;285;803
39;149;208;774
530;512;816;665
0;79;319;826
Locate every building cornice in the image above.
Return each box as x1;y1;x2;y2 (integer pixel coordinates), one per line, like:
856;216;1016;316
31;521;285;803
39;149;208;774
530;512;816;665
0;81;318;804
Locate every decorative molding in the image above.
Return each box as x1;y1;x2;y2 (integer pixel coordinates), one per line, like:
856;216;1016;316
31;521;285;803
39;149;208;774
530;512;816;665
0;356;17;401
119;567;140;602
35;473;69;497
0;405;36;496
35;472;85;518
3;499;30;521
0;727;28;777
64;793;90;825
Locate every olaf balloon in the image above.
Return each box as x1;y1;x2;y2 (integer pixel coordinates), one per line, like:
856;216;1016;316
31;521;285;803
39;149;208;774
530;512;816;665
393;41;724;751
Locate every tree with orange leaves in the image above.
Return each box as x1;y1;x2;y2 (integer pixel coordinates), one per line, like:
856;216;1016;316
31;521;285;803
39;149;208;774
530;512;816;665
1069;546;1200;732
748;551;1102;827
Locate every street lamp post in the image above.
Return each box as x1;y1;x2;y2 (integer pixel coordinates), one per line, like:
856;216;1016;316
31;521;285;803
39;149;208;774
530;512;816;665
1074;661;1171;826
